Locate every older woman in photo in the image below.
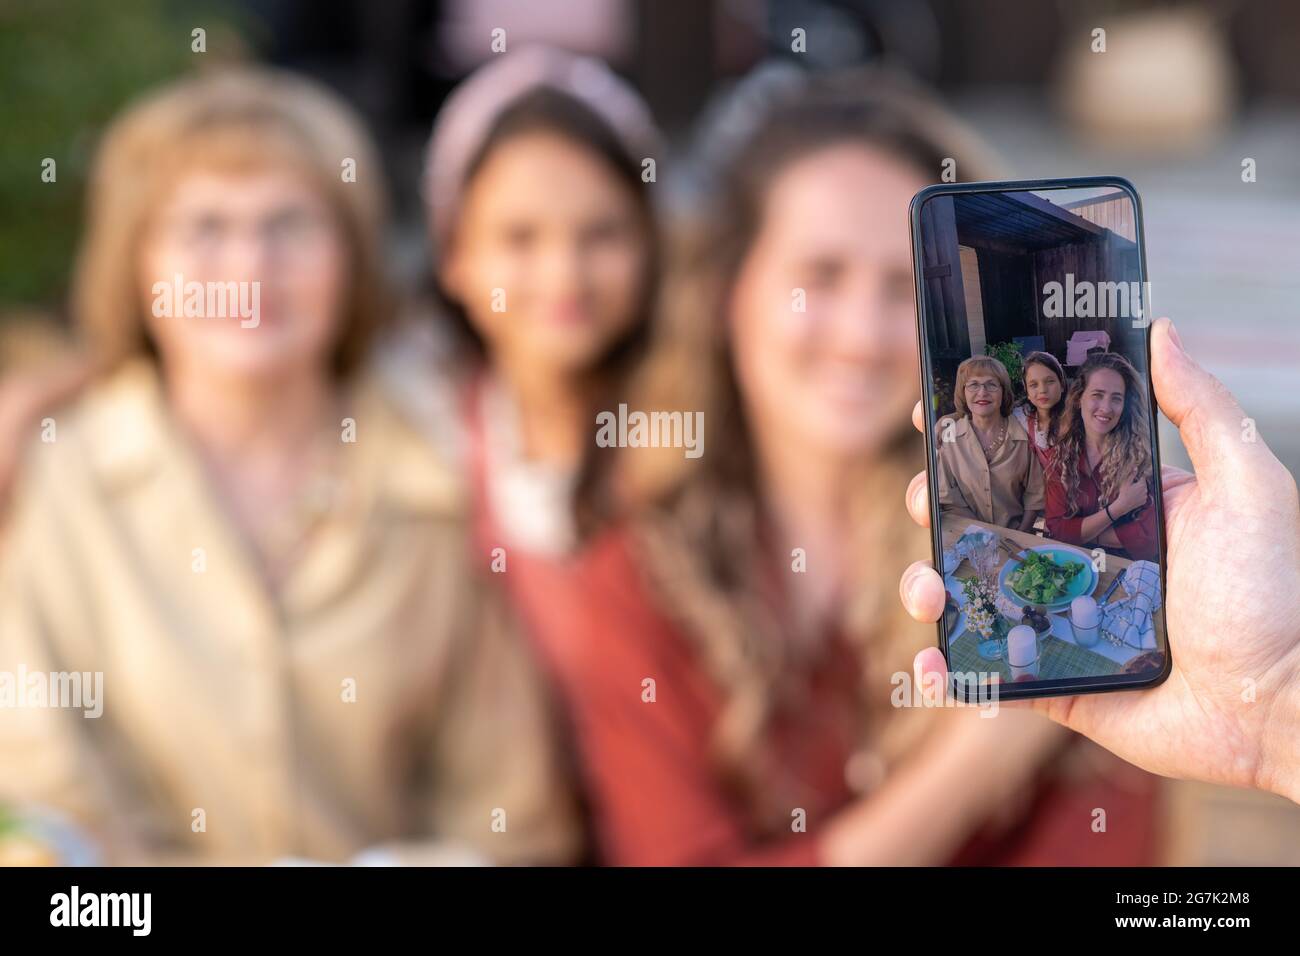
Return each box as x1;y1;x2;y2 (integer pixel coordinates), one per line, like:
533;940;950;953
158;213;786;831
936;356;1044;531
1045;352;1158;562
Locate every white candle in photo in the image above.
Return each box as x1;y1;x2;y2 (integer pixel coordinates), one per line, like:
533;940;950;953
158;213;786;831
1007;625;1037;666
1070;595;1101;647
1007;624;1039;681
1071;595;1099;628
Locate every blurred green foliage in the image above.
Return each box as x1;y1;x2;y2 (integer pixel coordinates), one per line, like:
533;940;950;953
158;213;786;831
0;0;240;314
984;340;1025;398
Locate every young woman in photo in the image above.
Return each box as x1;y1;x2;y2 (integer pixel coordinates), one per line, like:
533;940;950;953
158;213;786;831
1011;350;1067;471
1045;352;1159;561
936;356;1044;532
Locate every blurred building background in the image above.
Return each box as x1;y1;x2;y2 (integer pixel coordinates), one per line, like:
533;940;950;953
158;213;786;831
2;0;1297;864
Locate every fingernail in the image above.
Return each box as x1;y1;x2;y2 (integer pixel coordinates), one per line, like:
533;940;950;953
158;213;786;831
1166;320;1184;354
905;574;923;607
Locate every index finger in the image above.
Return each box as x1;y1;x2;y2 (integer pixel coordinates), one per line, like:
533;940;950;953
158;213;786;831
912;400;924;435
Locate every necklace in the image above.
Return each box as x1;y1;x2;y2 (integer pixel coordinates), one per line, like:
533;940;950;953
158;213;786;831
976;417;1007;459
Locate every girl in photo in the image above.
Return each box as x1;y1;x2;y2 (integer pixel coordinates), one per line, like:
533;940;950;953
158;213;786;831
1045;352;1159;561
936;356;1044;532
1011;350;1067;471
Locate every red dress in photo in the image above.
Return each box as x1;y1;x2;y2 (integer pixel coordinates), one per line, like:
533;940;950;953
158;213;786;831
1045;447;1159;562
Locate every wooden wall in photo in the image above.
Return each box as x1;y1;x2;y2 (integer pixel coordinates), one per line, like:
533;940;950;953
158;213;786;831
959;245;986;357
1063;193;1137;242
972;248;1038;350
918;195;970;408
1029;237;1143;362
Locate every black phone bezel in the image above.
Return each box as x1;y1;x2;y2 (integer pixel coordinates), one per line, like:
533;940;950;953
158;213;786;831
908;175;1173;703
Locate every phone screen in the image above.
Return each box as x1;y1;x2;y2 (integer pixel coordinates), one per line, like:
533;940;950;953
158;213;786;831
911;180;1170;700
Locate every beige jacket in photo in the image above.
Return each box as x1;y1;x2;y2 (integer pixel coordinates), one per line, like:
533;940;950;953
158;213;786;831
0;362;580;865
935;414;1045;529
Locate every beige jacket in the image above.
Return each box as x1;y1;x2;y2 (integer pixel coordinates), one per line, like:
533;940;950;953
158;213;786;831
0;362;580;865
935;414;1045;529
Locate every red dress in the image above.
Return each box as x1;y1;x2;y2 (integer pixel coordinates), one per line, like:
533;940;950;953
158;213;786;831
464;384;1160;865
1017;406;1054;472
1045;446;1160;562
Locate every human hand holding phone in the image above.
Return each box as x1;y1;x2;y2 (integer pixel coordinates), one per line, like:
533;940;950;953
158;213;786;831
901;318;1300;804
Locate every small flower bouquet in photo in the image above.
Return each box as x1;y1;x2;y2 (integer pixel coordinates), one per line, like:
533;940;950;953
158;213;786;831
960;575;1012;661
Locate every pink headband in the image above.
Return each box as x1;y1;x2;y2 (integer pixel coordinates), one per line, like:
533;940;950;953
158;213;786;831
422;45;661;256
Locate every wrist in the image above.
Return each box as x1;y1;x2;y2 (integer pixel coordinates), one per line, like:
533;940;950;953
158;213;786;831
1259;650;1300;804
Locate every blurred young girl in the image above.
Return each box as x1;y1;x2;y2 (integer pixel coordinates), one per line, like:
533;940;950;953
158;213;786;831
516;66;1161;866
1012;350;1067;470
0;69;578;865
389;46;659;561
1045;352;1158;561
378;50;664;804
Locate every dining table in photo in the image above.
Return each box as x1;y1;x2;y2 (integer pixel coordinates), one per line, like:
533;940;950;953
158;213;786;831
940;517;1159;683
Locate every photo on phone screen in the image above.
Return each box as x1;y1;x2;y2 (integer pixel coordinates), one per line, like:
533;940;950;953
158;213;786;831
910;179;1171;701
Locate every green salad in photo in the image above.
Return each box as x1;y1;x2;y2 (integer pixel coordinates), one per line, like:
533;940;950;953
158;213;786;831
1007;550;1085;604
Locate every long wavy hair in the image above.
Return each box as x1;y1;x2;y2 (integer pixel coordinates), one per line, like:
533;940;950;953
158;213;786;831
1018;350;1068;445
1051;352;1151;516
613;65;1006;829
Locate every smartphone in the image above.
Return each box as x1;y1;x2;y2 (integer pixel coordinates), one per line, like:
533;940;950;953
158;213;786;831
909;177;1171;702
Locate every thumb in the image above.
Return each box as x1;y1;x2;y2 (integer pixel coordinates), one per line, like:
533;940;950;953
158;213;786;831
1149;317;1269;493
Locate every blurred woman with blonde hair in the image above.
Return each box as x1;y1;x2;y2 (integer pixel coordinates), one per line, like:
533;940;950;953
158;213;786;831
0;67;577;865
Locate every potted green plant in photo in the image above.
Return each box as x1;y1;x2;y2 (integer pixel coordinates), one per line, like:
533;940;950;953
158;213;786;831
984;341;1024;399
